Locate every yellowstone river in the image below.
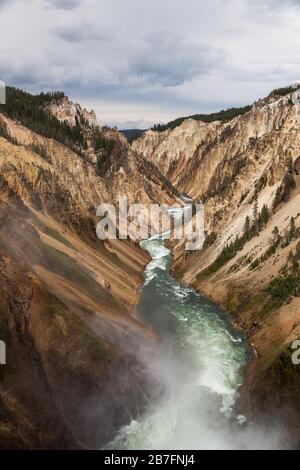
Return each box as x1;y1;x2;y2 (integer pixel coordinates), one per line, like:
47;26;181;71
106;207;281;450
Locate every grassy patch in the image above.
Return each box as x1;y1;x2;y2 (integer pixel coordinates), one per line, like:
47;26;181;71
245;290;279;315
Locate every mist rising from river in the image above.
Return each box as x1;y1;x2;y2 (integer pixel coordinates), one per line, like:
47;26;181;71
106;217;284;450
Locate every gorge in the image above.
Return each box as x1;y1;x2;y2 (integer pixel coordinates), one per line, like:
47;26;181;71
0;86;300;449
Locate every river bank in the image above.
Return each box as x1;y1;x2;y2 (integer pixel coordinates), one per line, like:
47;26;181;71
173;244;300;449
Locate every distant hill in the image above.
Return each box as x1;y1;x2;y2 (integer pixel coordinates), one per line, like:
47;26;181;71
150;85;296;132
121;129;146;143
151;106;252;132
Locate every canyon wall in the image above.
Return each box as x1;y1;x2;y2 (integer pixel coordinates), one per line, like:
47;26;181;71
0;93;179;448
134;90;300;445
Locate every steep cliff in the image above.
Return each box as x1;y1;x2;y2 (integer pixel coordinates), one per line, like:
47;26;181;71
0;89;179;449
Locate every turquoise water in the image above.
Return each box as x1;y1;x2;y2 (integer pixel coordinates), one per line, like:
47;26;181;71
106;214;281;450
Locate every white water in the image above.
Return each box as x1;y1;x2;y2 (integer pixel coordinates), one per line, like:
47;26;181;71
106;207;282;450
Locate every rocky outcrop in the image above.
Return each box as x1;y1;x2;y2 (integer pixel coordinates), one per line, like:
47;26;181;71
45;96;97;128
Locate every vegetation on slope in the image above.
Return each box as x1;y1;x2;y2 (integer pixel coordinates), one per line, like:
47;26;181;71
250;218;300;271
197;201;270;280
91;127;119;176
121;129;145;143
267;236;300;304
0;87;87;153
268;85;298;98
151;105;252;132
0;86;124;177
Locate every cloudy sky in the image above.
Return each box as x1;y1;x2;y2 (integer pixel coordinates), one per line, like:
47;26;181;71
1;0;300;128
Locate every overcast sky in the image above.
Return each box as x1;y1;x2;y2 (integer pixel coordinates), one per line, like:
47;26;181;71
1;0;300;128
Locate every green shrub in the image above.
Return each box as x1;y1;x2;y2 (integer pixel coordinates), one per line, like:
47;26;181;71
267;273;300;302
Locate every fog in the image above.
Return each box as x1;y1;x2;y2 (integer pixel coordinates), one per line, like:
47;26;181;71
107;330;285;450
105;234;286;450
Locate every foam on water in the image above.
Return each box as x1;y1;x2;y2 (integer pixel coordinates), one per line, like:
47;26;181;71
106;206;282;450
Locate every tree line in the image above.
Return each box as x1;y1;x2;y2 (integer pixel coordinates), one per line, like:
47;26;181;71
0;86;86;153
151;106;252;132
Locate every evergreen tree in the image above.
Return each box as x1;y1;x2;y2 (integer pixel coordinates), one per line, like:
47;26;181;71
261;204;270;226
289;217;297;241
253;197;259;224
243;215;251;240
272;226;280;244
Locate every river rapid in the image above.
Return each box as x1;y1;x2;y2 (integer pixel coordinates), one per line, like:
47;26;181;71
106;206;282;450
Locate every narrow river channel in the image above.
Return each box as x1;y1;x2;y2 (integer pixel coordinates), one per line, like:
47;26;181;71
106;207;281;450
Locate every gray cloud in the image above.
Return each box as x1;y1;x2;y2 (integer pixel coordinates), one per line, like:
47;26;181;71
130;31;225;87
247;0;300;12
45;0;81;10
55;23;108;42
0;0;14;8
0;0;299;128
265;0;300;4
